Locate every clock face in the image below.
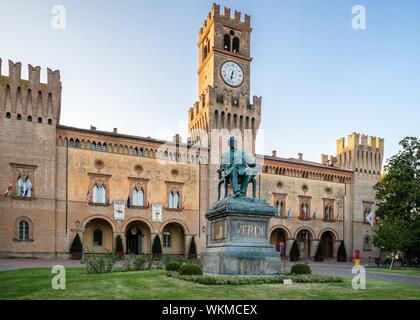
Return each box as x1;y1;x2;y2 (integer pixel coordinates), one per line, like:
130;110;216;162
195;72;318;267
221;61;244;87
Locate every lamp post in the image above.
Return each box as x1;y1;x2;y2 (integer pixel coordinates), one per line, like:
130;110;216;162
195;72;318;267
305;230;309;264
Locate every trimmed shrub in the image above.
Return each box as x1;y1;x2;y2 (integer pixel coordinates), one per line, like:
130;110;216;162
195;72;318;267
314;242;324;262
291;263;312;275
166;273;343;285
166;261;181;272
70;234;82;253
132;256;149;271
152;235;162;257
189;236;197;259
115;235;124;254
179;263;203;276
337;241;347;261
290;240;300;261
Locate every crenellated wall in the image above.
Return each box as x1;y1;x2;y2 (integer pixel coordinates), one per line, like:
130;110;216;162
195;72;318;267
0;59;61;124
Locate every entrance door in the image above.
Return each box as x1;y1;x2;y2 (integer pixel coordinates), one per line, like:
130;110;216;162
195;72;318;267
126;227;143;254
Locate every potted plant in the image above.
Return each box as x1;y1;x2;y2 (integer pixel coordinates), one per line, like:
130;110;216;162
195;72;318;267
314;242;324;262
289;240;300;262
337;241;347;262
70;233;82;260
115;235;124;260
189;236;197;259
152;234;163;258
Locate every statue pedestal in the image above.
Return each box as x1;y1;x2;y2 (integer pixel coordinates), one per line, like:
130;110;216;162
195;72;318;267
202;197;281;275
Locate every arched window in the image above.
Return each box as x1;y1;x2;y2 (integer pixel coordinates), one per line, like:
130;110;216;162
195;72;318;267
102;143;107;151
364;206;372;223
232;37;240;53
93;184;106;204
19;220;29;240
163;231;171;248
301;202;309;220
69;138;75;147
93;229;103;246
75;139;81;148
275;201;284;217
17;176;32;197
223;34;231;51
168;191;180;209
363;235;371;251
91;142;96;150
202;44;208;61
132;187;144;206
324;203;333;221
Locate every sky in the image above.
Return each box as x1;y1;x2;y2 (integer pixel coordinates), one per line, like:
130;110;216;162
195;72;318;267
0;0;419;164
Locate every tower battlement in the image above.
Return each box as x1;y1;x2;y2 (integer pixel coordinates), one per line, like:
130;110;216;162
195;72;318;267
336;132;384;154
199;3;251;38
0;59;61;123
333;132;384;175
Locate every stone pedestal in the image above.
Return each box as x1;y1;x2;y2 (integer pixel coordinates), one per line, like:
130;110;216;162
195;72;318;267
202;196;281;275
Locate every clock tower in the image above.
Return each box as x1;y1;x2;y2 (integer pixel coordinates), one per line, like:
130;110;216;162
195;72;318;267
188;4;262;211
188;4;261;150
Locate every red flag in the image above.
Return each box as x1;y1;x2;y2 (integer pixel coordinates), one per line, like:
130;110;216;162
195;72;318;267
301;209;306;220
3;183;12;198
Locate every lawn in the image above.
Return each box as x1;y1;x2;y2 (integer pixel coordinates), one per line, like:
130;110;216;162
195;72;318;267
1;268;420;300
366;266;420;277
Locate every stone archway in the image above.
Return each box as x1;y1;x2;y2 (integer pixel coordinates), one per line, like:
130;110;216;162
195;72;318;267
161;222;186;256
296;229;313;259
270;227;288;257
125;220;152;255
320;230;336;259
83;218;114;253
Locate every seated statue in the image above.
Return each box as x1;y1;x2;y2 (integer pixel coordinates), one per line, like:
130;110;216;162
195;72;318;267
216;136;259;200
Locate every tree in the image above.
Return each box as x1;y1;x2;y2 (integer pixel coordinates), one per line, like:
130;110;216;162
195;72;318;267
374;137;420;263
314;241;323;262
337;241;347;262
189;236;197;259
152;235;162;257
70;233;82;253
115;235;124;254
289;240;300;261
373;217;412;269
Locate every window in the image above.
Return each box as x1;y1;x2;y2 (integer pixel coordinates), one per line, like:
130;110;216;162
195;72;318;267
223;34;231;51
232;37;240;53
163;232;171;248
27;115;32;122
48;119;52;125
17;176;32;197
132;187;144;206
37;117;42;123
168;191;180;209
93;185;106;204
324;203;333;221
19;220;29;241
276;200;284;217
93;229;103;246
363;235;371;251
17;114;22;120
363;204;372;223
202;44;208;61
300;202;310;220
6;112;11;118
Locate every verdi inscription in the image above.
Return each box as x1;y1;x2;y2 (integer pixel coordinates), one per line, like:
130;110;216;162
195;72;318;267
231;220;266;239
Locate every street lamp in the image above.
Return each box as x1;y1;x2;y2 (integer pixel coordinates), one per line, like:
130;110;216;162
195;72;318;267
305;230;309;264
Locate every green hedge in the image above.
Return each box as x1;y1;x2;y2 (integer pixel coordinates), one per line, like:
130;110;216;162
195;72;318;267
165;261;181;272
166;272;342;285
291;263;312;275
179;263;203;276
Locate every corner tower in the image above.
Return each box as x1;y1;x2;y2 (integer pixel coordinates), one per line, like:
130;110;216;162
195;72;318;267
188;4;261;151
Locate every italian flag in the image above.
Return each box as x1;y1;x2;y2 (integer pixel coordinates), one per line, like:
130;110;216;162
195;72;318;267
3;183;12;198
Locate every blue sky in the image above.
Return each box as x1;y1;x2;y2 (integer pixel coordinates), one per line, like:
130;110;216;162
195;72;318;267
1;0;419;164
